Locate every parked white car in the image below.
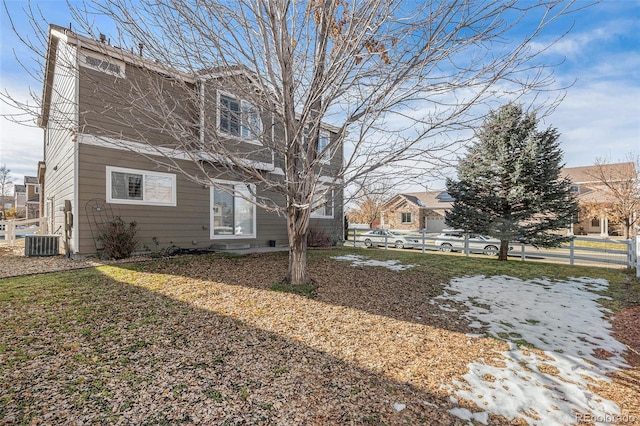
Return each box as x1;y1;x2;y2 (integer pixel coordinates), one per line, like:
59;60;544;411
435;230;512;256
361;230;420;249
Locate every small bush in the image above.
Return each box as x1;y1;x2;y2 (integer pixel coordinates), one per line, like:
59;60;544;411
98;216;139;259
307;227;332;247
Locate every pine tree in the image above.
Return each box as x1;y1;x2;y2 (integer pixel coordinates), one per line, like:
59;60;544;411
445;104;579;260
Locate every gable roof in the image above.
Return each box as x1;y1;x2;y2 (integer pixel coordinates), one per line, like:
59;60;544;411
562;162;636;185
574;186;618;204
14;185;26;194
384;190;453;210
40;24;196;128
39;24;343;137
24;176;39;185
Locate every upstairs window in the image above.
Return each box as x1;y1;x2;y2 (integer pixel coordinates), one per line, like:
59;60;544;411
218;93;262;142
79;50;126;78
304;128;331;162
317;131;330;162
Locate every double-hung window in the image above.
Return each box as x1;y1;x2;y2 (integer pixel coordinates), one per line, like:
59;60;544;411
317;131;330;162
218;93;262;141
211;182;256;238
107;166;176;206
304;128;330;162
401;212;413;223
311;190;334;218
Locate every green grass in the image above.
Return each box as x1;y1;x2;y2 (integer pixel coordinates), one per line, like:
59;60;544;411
572;239;628;250
317;246;640;311
270;281;318;299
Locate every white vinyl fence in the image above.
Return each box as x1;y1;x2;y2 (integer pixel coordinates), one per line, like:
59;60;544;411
0;217;48;245
346;229;637;272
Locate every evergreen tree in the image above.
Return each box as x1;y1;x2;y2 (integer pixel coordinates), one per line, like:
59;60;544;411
445;104;579;260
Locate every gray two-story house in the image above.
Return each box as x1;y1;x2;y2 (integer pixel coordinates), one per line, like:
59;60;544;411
39;24;343;257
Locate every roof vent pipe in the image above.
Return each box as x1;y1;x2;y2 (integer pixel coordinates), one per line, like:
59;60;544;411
138;42;144;57
99;33;106;43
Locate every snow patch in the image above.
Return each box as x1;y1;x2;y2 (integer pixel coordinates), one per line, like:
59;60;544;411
437;275;628;425
392;402;406;412
448;407;489;425
331;254;416;271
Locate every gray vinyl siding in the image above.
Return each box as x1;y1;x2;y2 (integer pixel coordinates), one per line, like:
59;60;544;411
200;78;274;165
77;62;273;165
309;187;345;244
44;35;344;255
75;143;290;255
78;59;198;147
43;40;78;251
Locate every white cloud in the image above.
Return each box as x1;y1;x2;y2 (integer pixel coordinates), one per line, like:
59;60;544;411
545;80;640;166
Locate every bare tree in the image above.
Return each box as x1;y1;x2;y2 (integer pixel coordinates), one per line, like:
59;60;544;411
0;165;14;218
2;0;583;284
583;155;639;238
347;179;395;228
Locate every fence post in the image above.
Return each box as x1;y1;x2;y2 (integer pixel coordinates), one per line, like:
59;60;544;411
7;220;15;246
352;229;357;247
421;230;426;254
634;235;640;278
569;239;575;265
384;233;388;250
464;232;470;257
520;242;525;262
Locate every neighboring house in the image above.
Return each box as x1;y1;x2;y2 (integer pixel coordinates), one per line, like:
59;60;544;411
379;191;453;232
0;195;13;211
562;163;638;237
39;24;343;257
379;162;637;237
23;176;41;220
13;185;26;218
0;195;13;221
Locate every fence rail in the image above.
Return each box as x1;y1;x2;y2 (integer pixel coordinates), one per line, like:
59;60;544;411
346;229;637;272
0;217;48;246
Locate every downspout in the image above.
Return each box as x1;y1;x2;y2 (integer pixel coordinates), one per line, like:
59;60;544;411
72;38;81;256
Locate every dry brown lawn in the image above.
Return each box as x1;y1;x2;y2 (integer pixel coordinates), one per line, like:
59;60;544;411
1;247;638;425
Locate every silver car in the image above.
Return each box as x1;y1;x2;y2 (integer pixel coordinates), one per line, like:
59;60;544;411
361;230;420;249
435;230;512;256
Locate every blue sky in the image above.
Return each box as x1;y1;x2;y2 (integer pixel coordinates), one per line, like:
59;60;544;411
0;0;639;188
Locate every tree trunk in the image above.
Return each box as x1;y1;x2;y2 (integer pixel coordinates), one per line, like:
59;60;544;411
498;240;510;261
286;205;311;285
623;218;630;239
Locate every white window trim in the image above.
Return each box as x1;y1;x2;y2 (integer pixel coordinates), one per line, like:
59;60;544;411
317;130;331;164
311;189;334;219
303;128;331;164
401;212;413;223
210;180;257;239
79;49;126;78
106;166;176;206
216;90;263;146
